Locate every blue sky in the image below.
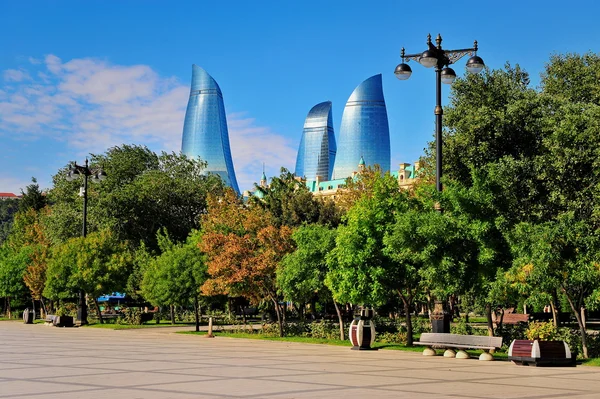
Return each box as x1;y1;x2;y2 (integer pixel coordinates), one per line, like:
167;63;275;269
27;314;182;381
1;1;598;194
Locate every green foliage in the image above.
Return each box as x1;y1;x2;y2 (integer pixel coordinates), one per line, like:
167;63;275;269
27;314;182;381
0;245;29;299
45;145;224;250
440;63;545;188
541;52;600;105
278;224;336;304
44;229;133;299
19;178;47;213
495;324;527;349
525;321;558;341
450;318;473;335
410;317;432;335
141;230;207;307
326;172;409;305
252;168;341;228
0;198;20;245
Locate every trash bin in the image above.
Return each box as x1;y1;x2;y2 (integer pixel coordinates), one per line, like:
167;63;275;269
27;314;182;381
23;308;35;324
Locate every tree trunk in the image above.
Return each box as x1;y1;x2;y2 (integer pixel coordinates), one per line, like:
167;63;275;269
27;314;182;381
241;306;247;324
551;289;559;327
198;304;202;325
333;301;345;341
298;302;305;321
6;296;10;319
40;298;47;319
271;298;284;337
402;297;414;346
563;288;588;359
550;301;558;327
194;296;200;332
94;298;103;324
170;304;175;325
485;303;494;337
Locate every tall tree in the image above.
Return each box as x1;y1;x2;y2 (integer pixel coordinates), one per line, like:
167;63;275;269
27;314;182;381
507;214;600;358
0;198;20;245
200;189;294;337
326;173;420;344
44;229;133;322
45;145;224;250
0;245;30;318
278;225;345;339
141;230;208;330
19;178;47;212
253;168;341;228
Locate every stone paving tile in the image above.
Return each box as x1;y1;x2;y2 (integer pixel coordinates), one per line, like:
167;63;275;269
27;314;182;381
2;321;600;398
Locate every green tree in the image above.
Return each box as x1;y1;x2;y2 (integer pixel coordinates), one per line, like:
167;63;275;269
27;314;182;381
507;214;600;358
19;178;47;212
542;52;600;105
44;229;133;322
253;168;341;228
45;145;224;250
141;230;208;330
278;225;345;339
326;173;420;344
0;245;30;318
0;198;20;245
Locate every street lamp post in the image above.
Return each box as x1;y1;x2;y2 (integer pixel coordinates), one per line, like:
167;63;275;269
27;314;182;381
395;34;484;334
394;33;484;193
66;159;107;325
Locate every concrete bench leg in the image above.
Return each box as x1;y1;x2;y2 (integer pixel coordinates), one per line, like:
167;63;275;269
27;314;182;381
479;351;494;361
456;350;470;359
423;347;436;356
443;349;456;358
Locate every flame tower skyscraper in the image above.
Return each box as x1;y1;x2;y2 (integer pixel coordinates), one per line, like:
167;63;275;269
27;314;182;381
181;65;240;194
294;101;336;181
332;74;390;179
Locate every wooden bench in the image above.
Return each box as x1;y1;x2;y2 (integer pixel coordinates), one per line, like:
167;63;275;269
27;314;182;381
414;333;503;361
492;311;529;327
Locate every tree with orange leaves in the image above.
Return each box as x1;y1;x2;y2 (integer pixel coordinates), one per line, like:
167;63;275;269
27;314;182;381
200;189;294;337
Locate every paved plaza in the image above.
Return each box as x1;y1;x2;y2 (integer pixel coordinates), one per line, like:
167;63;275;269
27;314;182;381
0;322;599;398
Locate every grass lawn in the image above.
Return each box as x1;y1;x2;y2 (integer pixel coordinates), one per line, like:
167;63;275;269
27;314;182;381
85;321;195;330
581;358;600;367
177;331;505;356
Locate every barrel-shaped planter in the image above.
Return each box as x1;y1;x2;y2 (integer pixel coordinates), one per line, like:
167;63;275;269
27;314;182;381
349;308;376;350
508;339;575;366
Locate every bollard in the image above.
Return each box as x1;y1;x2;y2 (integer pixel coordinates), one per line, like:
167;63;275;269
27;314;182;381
206;316;214;338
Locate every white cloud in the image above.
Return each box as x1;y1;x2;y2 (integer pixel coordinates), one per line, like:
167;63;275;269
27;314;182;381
0;55;297;191
228;113;297;190
3;69;31;82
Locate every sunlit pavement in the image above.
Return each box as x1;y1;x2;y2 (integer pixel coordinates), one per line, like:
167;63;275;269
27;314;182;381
1;321;599;398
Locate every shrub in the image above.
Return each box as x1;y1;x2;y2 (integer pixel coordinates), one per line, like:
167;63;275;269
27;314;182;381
376;331;407;344
411;317;432;335
450;318;472;335
526;322;558;341
495;324;527;349
309;320;341;340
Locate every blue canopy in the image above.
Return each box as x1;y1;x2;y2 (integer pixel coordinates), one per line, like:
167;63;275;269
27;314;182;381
97;292;127;302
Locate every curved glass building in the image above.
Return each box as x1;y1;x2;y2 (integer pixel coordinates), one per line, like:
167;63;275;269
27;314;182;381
332;74;390;179
294;101;337;181
181;65;240;194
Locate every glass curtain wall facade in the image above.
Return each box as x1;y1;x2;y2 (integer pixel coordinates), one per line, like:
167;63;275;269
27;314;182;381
332;74;390;179
181;65;240;194
294;101;336;181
